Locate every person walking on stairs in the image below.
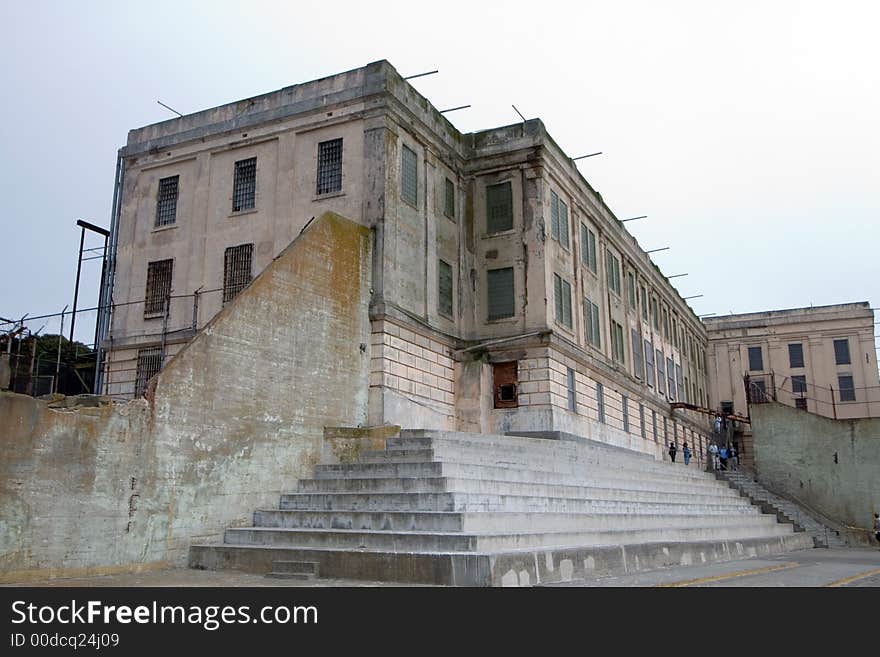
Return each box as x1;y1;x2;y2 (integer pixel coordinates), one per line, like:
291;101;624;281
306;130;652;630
668;442;678;463
682;441;691;466
709;442;719;470
874;512;880;549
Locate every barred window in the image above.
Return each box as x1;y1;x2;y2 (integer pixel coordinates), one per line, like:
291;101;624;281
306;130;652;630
438;259;453;318
553;273;572;329
611;321;625;364
652;410;658;443
401;145;418;206
135;347;162;397
316;138;343;195
644;339;655;388
622;395;630;432
788;343;804;368
838;375;855;402
580;223;597;273
657;350;666;395
444;177;455;219
550;190;569;248
144;259;173;317
486;181;513;233
567;367;576;412
596;382;605;424
232;157;257;212
666;357;676;400
606;250;621;295
833;339;851;365
155;175;179;227
639;403;646;439
748;346;763;371
627;272;636;309
585;297;601;348
631;328;643;379
487;267;515;320
223;243;253;303
792;375;807;395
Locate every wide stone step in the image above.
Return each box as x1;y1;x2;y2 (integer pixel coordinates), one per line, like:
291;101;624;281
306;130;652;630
296;476;745;502
314;460;729;490
223;522;797;552
253;509;781;533
280;491;762;515
190;532;815;586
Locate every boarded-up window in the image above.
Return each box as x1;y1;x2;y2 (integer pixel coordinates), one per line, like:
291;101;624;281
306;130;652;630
144;259;173;317
553;273;572;329
833;339;850;365
486;181;513;233
444;177;455;218
631;328;643;379
656;350;666;395
155;175;179;227
401;145;418;206
585;297;601;348
135;347;162;397
232;157;257;212
622;395;630;432
316;138;343;195
606;250;621;295
644;339;655;388
487;267;515;320
550;190;569;248
223;243;253;303
748;346;763;371
493;361;518;408
580;223;597;272
438;259;453;318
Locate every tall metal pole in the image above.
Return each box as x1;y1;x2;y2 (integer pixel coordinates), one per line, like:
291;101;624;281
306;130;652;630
54;305;68;394
69;226;86;342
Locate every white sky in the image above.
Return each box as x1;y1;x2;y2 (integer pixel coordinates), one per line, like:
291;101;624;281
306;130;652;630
1;0;878;351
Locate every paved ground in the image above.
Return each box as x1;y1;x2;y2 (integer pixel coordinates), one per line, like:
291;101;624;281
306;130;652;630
5;547;879;587
545;547;880;587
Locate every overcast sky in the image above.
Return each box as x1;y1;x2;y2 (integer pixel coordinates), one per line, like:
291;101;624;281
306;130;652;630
1;0;877;350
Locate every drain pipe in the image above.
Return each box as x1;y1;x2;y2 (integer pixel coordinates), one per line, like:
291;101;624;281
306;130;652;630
454;330;549;355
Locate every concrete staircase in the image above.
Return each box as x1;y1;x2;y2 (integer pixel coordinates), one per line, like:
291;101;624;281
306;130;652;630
719;471;847;548
189;429;815;585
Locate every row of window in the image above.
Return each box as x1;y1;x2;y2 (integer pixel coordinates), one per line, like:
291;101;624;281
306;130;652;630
545;184;706;373
747;339;852;372
550;266;706;405
153;139;346;228
143;244;253;317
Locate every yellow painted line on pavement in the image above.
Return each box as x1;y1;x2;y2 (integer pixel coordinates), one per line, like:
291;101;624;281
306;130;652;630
824;567;880;588
655;561;800;587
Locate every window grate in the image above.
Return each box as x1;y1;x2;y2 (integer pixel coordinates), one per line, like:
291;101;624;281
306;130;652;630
554;274;572;329
838;375;855;401
444;178;455;218
144;259;173;317
155;176;179;227
622;395;630;433
567;367;576;412
316;138;343;195
232;157;257;212
401;145;418;206
631;328;643;378
580;223;597;272
644;339;655;387
666;357;676;400
486;181;513;233
656;350;666;395
792;375;807;394
223;243;253;303
135;347;162;397
596;382;605;424
586;297;601;348
833;339;850;365
748;346;763;371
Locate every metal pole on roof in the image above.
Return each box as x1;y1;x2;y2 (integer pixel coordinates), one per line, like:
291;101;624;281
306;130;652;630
667;273;688;279
621;216;647;222
512;105;527;122
683;295;704;300
573;152;602;160
157;100;183;117
646;247;670;254
403;70;438;80
439;105;471;114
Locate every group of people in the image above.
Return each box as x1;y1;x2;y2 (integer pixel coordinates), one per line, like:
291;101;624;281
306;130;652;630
708;442;738;471
666;439;739;471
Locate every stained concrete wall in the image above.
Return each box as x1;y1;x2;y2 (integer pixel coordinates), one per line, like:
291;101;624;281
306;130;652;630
750;402;880;530
0;212;371;582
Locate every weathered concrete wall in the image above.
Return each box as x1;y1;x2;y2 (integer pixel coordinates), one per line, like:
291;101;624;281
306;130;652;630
0;212;371;582
751;402;880;529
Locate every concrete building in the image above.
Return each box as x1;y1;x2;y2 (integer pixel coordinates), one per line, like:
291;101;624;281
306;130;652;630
704;303;880;422
98;59;714;460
